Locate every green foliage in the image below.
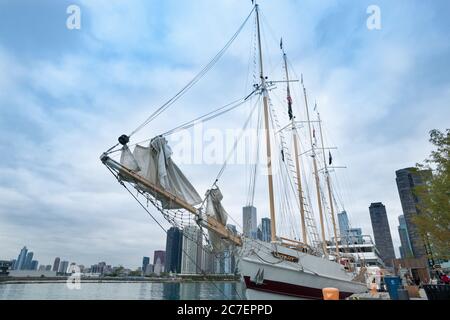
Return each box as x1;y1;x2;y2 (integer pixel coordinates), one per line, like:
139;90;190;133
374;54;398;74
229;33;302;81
413;129;450;260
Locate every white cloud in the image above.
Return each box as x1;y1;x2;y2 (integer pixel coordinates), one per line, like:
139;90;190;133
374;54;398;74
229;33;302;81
0;0;449;266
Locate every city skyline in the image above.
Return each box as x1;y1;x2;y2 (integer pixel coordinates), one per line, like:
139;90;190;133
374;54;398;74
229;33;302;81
1;0;449;267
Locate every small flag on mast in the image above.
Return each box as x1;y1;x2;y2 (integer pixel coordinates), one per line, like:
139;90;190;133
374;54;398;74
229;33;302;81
280;37;283;50
329;151;333;165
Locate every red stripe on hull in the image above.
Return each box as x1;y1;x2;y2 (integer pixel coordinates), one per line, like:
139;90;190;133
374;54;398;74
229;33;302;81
243;276;353;300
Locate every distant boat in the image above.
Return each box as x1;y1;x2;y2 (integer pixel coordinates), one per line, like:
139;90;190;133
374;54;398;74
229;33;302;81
101;2;367;300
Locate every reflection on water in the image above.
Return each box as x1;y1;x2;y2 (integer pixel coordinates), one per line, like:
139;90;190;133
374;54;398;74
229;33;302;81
0;281;244;300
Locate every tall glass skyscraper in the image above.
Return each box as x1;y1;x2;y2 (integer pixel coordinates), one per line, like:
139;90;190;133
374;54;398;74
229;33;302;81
243;206;257;239
181;225;202;274
395;168;430;260
261;218;271;242
142;256;150;275
153;250;166;275
15;246;28;270
337;211;350;238
23;252;34;270
165;227;183;273
369;202;396;267
52;257;60;272
398;215;413;259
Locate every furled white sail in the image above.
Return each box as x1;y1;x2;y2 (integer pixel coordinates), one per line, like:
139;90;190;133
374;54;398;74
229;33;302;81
204;187;229;252
119;136;202;209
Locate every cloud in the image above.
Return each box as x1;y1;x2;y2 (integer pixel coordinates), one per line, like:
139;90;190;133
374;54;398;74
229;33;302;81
0;0;449;267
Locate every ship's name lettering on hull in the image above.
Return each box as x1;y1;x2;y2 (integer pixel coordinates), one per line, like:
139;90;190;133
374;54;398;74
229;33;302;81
272;251;299;263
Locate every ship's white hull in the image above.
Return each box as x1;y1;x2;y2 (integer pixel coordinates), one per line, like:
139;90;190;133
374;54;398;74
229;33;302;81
238;239;367;300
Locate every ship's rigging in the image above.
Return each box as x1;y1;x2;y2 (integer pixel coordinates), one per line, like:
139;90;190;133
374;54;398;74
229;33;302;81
100;2;367;300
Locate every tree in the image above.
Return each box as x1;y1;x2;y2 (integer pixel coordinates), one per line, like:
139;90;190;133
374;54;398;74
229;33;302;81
413;129;450;261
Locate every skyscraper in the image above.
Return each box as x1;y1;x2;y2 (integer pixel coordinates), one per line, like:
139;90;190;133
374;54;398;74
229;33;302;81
369;202;396;267
181;225;202;274
23;252;34;270
395;168;430;259
398;215;413;259
261;218;271;242
15;246;28;270
165;227;183;273
52;257;60;272
201;245;215;274
337;211;350;237
243;206;257;239
30;260;39;271
347;228;363;244
153;250;166;275
59;260;69;274
142;257;150;276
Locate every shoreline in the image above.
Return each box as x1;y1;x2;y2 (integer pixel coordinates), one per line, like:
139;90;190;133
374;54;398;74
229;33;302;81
0;276;241;285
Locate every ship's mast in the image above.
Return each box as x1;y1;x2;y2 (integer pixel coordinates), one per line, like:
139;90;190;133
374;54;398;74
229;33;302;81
282;50;308;245
301;78;328;257
255;4;277;242
317;109;340;258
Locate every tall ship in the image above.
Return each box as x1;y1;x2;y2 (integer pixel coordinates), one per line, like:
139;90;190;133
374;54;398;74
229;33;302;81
100;3;368;299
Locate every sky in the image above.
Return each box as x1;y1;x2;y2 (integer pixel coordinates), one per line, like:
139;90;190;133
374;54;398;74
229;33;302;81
0;0;449;269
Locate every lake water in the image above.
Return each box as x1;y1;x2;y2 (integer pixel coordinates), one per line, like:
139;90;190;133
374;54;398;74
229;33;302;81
0;281;245;300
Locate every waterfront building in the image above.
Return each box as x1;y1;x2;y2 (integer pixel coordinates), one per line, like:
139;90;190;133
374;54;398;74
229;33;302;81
369;202;396;267
153;250;165;274
201;245;215;274
23;252;34;270
142;256;150;275
10;259;16;269
45;265;52;271
398;215;414;259
0;261;12;276
15;246;28;270
261;218;271;242
395;168;430;260
337;211;350;237
165;227;183;273
256;226;262;241
30;260;38;271
52;257;60;272
181;225;202;274
143;263;154;275
243;206;257;239
347;228;363;244
38;265;46;271
58;260;69;274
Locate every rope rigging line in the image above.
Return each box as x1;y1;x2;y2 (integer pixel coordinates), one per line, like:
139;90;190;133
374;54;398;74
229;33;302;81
105;94;257;155
105;166;242;300
161;94;256;137
246;97;262;206
128;7;256;138
214;95;261;183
